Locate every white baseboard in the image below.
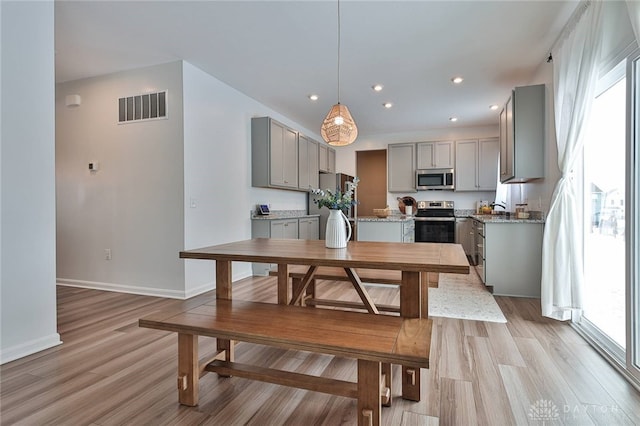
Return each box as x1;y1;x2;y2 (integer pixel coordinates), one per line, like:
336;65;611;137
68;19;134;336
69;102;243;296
57;278;186;299
0;333;62;365
184;281;215;299
57;271;253;300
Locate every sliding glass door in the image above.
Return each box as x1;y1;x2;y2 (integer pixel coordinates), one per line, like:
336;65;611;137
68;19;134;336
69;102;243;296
630;51;640;384
582;65;627;353
579;49;640;386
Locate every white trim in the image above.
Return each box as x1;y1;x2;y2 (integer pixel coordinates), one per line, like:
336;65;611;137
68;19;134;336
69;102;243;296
184;270;254;299
571;322;640;392
627;48;640;383
184;281;216;299
57;278;186;299
57;271;253;300
0;333;62;365
600;40;638;79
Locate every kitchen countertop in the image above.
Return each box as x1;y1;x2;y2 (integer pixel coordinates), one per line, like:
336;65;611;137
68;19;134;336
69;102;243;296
357;215;414;223
251;210;320;220
468;214;545;224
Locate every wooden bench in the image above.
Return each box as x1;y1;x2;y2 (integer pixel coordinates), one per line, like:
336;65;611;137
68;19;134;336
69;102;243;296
269;265;439;317
139;299;432;426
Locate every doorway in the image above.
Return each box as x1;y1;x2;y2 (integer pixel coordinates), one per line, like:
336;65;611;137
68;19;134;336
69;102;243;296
356;150;387;217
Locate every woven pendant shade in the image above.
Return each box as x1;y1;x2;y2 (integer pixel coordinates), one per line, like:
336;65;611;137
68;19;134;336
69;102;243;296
321;103;358;146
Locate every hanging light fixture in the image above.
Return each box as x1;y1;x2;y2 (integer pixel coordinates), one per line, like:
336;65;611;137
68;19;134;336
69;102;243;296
321;0;358;146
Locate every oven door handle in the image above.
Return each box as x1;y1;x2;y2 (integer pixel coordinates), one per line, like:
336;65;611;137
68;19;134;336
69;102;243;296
413;217;456;222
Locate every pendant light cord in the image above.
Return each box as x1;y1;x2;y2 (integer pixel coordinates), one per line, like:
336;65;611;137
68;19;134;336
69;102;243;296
337;0;341;104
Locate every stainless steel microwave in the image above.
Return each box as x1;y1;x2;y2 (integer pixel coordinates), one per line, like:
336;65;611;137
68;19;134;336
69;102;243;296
416;168;455;190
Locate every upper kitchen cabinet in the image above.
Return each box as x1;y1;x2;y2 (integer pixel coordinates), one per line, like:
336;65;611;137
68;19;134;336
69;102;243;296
500;84;545;183
455;138;499;191
388;143;417;193
319;144;336;173
416;141;454;169
298;134;319;190
252;117;299;190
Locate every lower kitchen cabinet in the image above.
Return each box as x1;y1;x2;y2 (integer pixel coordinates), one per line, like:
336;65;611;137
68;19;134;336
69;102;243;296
251;217;319;275
483;222;543;297
269;219;299;239
455;218;474;257
298;217;320;240
357;219;414;243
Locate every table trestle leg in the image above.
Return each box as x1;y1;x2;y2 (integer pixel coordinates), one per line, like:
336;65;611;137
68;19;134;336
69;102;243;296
344;268;380;314
292;277;316;306
289;265;318;305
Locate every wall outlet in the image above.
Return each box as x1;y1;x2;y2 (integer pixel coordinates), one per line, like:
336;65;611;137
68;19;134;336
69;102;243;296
104;248;111;260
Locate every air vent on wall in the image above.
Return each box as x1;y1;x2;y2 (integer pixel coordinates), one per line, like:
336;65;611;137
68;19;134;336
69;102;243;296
118;90;167;123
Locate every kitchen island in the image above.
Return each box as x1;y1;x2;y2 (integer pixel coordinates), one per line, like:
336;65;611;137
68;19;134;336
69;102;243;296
357;215;414;243
470;214;544;298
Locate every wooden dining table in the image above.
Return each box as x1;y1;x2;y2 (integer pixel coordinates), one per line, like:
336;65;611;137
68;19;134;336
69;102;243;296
180;238;469;401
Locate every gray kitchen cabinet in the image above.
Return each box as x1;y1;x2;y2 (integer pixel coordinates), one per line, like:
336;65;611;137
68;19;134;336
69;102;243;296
252;117;299;190
455;218;474;256
357;220;414;243
270;219;299;239
318;144;336;173
298;135;319;190
251;218;300;275
416;141;454;169
484;222;543;297
500;84;545;183
298;217;319;240
454;138;498;191
388;143;417;193
499;105;511;182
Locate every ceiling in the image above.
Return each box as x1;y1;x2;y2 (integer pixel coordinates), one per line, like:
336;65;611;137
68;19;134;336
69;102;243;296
54;1;579;138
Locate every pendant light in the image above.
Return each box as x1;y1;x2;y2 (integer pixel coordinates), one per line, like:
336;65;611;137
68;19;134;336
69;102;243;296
320;0;358;146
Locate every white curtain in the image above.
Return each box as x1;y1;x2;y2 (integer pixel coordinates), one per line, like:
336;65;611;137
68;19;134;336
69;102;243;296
541;1;604;321
628;0;640;43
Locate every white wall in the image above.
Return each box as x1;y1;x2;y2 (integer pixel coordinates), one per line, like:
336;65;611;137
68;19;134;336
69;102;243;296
336;125;500;210
55;59;323;300
56;62;186;298
182;62;319;295
1;1;61;364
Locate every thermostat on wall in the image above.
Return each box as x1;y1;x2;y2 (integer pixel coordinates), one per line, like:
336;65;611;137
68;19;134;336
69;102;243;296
257;204;270;215
89;162;99;171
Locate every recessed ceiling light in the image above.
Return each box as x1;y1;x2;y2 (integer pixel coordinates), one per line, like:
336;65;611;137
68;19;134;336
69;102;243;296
449;117;458;122
489;104;499;110
383;102;393;109
372;84;384;92
308;94;319;101
451;77;464;84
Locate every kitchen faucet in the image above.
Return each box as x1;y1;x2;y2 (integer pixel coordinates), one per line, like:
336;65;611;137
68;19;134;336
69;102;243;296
490;202;506;210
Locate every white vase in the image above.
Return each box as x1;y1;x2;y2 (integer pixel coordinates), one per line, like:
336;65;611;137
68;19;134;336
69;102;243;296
325;209;352;248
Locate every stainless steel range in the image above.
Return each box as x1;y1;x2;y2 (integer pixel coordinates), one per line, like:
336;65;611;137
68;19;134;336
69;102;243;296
414;201;456;243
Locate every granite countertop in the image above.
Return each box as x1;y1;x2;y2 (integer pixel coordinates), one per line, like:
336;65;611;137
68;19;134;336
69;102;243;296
468;214;545;224
357;215;414;223
251;210;320;220
454;208;545;224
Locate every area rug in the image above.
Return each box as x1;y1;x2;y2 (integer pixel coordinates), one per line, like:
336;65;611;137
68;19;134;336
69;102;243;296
429;272;507;323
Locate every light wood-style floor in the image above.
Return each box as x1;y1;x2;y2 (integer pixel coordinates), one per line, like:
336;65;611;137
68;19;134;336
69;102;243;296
2;275;640;425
